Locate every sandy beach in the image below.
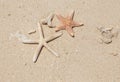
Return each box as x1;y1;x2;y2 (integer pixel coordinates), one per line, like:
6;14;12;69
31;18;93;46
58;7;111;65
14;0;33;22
0;0;120;82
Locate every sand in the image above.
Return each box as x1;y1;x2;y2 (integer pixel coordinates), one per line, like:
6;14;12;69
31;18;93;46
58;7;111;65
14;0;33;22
0;0;120;82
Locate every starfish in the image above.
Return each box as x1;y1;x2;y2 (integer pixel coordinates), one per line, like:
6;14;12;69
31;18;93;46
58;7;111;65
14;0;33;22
22;22;62;63
55;10;84;37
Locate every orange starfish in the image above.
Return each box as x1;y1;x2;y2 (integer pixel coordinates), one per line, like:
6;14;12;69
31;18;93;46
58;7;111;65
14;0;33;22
55;10;84;37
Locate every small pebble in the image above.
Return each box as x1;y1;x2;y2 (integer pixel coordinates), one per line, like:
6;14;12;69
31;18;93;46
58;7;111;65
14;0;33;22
8;14;11;16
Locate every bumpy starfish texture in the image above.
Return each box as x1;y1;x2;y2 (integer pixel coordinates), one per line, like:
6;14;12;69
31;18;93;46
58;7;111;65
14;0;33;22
22;22;62;63
55;10;84;37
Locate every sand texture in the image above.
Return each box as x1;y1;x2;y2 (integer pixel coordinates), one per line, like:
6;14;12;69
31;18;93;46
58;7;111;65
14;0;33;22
0;0;120;82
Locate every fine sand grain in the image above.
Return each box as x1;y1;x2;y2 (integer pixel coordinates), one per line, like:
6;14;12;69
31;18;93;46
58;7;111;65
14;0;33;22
0;0;120;82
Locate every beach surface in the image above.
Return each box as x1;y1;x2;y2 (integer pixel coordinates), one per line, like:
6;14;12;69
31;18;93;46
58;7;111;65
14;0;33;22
0;0;120;82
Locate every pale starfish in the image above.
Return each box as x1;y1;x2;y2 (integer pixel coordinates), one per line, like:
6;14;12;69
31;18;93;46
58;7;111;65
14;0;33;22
22;22;62;63
55;10;84;37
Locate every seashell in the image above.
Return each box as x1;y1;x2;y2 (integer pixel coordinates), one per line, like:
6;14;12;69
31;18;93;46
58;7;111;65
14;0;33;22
41;13;55;28
102;31;113;39
100;36;112;44
97;26;113;33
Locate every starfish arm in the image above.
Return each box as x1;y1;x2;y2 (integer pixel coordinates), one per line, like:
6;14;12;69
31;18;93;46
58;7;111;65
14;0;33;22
38;22;44;39
66;27;74;37
44;43;59;57
45;32;63;42
68;10;75;20
56;14;65;23
28;29;36;34
33;43;43;63
55;25;65;31
72;21;84;27
22;40;39;44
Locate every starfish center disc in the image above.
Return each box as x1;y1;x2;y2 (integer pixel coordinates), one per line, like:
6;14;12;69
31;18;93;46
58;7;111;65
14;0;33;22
63;19;72;26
